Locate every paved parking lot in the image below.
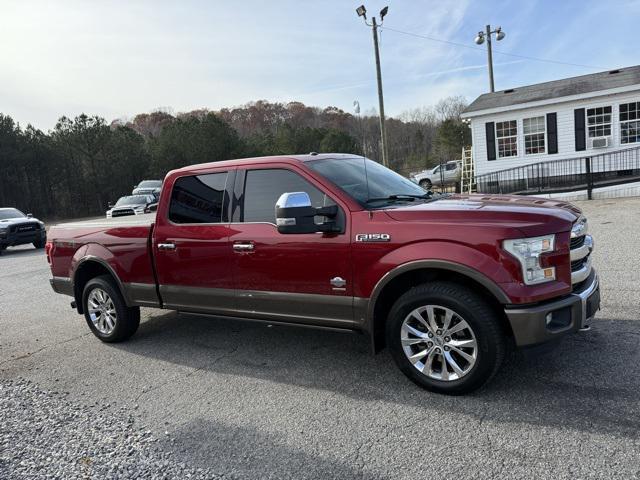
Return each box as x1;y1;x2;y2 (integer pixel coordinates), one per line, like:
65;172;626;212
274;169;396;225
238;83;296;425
1;197;639;479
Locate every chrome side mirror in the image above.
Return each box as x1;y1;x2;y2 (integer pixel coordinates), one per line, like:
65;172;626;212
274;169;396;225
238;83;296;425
275;192;316;234
275;192;340;234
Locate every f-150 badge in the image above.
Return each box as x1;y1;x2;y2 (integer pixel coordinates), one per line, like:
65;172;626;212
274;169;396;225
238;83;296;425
355;233;390;242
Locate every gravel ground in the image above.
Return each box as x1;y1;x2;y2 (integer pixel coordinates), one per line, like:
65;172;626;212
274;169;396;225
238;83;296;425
0;378;224;479
1;197;639;479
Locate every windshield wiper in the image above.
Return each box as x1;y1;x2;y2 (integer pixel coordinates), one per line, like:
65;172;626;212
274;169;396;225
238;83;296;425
366;193;431;204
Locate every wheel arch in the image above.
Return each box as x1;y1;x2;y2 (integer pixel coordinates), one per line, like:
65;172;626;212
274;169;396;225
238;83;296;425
72;256;129;314
366;260;512;353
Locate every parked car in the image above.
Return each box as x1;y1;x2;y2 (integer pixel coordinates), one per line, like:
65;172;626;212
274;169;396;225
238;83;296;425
46;154;599;395
0;208;47;254
412;160;461;189
106;195;157;218
132;180;162;196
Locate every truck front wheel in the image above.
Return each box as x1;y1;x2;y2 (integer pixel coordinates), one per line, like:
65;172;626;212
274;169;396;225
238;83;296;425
386;281;505;395
82;275;140;342
419;179;432;190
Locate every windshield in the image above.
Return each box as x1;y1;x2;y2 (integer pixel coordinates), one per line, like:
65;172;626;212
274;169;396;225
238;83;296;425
115;196;151;207
307;157;426;206
137;180;162;189
0;208;25;220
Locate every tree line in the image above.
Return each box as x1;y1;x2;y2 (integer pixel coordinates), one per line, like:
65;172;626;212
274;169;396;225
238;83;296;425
0;97;469;219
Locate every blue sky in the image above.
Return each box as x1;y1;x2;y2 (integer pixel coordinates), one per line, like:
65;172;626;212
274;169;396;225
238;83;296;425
1;0;638;130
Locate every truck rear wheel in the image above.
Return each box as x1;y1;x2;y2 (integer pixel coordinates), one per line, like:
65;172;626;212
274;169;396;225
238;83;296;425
386;281;505;395
82;275;140;342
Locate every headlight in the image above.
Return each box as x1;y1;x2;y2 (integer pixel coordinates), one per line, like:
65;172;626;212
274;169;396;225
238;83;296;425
503;234;556;285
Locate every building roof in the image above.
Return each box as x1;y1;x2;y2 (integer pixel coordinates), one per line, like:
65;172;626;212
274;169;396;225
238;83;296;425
463;65;640;115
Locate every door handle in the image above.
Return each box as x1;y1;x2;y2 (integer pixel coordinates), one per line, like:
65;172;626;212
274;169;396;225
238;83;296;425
157;242;176;251
233;242;254;252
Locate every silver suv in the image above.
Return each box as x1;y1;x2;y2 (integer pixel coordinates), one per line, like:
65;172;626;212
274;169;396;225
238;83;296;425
412;160;461;189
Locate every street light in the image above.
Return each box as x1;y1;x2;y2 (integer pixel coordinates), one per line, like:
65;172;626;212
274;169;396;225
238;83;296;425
474;25;505;93
356;5;390;167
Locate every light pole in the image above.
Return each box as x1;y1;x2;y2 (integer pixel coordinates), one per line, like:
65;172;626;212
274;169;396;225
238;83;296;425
474;25;505;93
353;100;366;156
356;5;389;167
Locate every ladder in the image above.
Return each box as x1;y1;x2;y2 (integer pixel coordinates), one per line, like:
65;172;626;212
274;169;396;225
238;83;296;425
460;146;475;193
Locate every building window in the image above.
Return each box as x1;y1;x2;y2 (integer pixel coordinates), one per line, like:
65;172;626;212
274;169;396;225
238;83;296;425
620;102;640;144
586;106;612;138
523;116;546;154
496;120;518;158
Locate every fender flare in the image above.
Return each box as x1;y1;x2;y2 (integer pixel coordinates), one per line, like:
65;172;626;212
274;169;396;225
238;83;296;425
72;255;131;311
365;259;510;350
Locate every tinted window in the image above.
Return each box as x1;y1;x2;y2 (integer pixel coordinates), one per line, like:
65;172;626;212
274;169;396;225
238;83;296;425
446;163;458;171
0;208;25;220
243;169;334;223
138;180;162;188
115;195;153;207
307;157;425;206
169;172;228;224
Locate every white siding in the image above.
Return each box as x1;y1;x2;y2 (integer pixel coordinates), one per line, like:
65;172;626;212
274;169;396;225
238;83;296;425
470;89;640;176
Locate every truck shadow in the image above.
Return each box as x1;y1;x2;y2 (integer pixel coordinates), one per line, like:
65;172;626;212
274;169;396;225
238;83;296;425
115;311;640;440
158;418;387;479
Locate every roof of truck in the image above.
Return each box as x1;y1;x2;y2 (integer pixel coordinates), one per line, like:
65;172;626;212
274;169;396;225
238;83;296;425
172;153;357;174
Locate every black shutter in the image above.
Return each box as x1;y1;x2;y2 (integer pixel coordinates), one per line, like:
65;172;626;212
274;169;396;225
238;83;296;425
485;122;496;160
546;112;558;154
574;108;586;151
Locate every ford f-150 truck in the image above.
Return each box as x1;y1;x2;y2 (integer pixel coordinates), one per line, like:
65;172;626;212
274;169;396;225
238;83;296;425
46;154;600;394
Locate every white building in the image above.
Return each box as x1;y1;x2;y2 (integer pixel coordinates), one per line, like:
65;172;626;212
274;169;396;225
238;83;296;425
462;66;640;178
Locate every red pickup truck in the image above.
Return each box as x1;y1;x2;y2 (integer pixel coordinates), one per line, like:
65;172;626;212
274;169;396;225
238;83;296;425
47;154;600;394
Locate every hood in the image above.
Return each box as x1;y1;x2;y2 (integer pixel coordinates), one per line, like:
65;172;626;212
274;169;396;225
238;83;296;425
383;194;581;237
0;217;41;226
111;203;146;210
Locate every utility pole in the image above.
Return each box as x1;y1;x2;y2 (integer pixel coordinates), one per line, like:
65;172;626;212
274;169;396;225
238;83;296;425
485;25;495;93
357;5;389;167
371;17;388;167
475;25;505;93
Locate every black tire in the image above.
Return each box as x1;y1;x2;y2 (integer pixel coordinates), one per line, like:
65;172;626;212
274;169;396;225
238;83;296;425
33;237;46;249
386;281;505;395
419;179;432;190
82;275;140;342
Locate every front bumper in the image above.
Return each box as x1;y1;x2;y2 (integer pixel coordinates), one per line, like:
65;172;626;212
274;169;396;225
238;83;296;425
0;229;46;247
505;269;600;347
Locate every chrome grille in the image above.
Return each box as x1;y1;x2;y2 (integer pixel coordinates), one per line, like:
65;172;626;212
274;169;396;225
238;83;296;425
570;236;585;249
111;209;135;217
10;223;36;233
570;216;592;286
571;258;586;271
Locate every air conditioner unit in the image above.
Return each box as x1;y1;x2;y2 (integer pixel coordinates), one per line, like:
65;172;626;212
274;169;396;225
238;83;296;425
589;136;611;148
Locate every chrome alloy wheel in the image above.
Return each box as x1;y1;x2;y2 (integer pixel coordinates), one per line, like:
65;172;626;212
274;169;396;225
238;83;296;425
87;288;117;335
401;305;477;381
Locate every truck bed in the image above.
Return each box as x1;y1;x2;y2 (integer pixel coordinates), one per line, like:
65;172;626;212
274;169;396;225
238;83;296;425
48;214;158;299
53;213;156;229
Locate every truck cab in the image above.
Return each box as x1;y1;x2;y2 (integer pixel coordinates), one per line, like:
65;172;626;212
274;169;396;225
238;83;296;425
47;154;600;395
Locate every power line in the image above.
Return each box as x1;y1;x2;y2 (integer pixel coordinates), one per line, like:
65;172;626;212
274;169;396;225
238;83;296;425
380;26;608;70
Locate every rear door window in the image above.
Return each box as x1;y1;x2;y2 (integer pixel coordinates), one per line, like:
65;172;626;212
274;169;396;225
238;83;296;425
169;172;228;224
